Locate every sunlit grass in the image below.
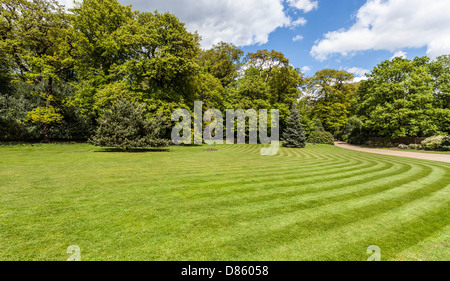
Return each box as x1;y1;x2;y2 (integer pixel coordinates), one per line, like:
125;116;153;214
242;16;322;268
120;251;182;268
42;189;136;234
0;143;448;261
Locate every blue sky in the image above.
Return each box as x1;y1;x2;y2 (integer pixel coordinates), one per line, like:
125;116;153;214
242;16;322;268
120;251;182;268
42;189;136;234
240;0;431;77
59;0;450;79
242;0;373;75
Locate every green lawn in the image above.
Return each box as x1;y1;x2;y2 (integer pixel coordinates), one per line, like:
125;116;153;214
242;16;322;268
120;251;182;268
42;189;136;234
0;143;449;261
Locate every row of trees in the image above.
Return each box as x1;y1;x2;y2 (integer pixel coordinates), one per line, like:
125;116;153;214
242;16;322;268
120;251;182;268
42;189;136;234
0;0;448;148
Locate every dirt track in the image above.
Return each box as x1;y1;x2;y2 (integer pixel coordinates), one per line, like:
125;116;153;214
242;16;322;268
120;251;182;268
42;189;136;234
334;142;450;164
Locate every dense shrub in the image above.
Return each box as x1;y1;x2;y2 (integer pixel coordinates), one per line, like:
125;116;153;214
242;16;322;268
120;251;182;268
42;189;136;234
308;130;335;145
0;81;95;142
398;144;408;149
421;136;450;151
338;116;370;145
409;144;421;150
90;99;170;150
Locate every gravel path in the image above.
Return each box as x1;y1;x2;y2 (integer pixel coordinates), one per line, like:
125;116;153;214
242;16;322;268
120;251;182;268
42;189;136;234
334;141;450;164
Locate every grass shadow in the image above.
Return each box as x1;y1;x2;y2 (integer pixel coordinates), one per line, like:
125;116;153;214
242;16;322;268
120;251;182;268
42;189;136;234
94;147;170;153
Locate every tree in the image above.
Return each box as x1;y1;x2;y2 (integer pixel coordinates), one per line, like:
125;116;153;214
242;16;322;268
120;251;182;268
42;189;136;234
90;99;170;151
356;57;440;138
1;0;75;142
267;65;304;105
282;104;306;148
71;0;201;115
69;0;135;114
197;42;244;87
193;72;225;110
307;69;357;133
245;49;290;82
117;11;200;103
428;55;450;134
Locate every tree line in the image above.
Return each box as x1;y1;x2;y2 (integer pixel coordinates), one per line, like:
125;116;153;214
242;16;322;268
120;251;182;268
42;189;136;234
0;0;448;147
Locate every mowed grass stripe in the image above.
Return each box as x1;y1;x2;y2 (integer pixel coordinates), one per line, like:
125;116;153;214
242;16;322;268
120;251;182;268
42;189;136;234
175;158;406;205
153;169;448;260
266;184;450;261
146;160;437;239
0;143;448;260
185;162;437;226
70;159;439;259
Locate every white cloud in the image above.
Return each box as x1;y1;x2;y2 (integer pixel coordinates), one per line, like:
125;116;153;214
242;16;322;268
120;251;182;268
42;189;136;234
57;0;76;9
290;17;307;28
301;66;311;73
346;67;369;83
311;0;450;61
352;76;369;83
287;0;318;13
391;50;407;60
346;67;369;77
116;0;318;49
116;0;290;48
56;0;318;49
293;35;304;42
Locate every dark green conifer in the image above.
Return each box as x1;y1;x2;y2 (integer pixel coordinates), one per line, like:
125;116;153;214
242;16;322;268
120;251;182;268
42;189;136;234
90;99;170;150
282;104;307;148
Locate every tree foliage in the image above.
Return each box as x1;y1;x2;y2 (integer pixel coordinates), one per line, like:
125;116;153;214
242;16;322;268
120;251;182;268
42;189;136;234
307;69;357;133
0;0;448;146
282;105;307;148
197;42;244;87
90;99;170;150
355;57;448;138
1;0;74;142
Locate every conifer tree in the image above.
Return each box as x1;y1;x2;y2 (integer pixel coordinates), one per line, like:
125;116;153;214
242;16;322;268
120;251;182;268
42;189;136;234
90;99;170;151
282;104;307;148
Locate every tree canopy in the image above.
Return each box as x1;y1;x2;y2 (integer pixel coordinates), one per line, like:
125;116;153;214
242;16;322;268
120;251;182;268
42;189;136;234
0;0;448;145
355;57;449;138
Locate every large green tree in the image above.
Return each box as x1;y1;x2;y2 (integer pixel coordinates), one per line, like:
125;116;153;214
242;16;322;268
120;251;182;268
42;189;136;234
307;69;357;133
245;49;290;83
1;0;75;142
197;42;244;87
356;57;442;138
428;55;450;134
71;0;200;115
241;50;304;125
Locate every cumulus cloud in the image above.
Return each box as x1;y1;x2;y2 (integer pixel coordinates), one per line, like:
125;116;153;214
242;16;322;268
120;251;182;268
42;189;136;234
346;67;369;77
116;0;319;49
287;0;318;13
346;67;370;83
352;76;369;83
301;66;311;73
290;17;307;28
116;0;291;48
311;0;450;61
391;50;407;60
293;35;304;42
56;0;317;49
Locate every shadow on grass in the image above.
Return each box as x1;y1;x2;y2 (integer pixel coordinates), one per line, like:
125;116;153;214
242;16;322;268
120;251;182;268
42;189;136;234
94;147;170;153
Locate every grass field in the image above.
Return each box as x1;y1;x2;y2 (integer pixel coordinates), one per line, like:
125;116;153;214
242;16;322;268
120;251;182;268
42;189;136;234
0;143;449;261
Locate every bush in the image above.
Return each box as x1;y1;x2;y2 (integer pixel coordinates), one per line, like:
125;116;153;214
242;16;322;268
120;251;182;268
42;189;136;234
421;136;450;151
409;144;420;150
308;130;334;145
398;144;409;149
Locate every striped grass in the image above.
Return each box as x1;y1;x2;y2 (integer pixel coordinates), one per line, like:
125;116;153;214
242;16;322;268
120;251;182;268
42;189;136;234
0;143;448;260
